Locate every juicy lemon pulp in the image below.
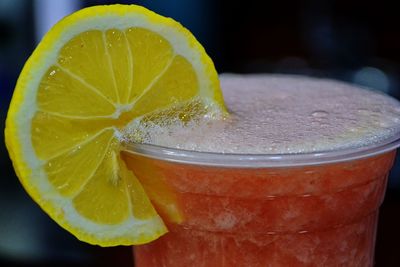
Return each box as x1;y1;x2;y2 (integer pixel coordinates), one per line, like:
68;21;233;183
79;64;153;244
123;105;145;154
6;5;225;246
34;27;199;222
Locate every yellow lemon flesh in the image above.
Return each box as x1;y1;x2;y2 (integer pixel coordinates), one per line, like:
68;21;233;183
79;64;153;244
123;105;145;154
5;4;225;246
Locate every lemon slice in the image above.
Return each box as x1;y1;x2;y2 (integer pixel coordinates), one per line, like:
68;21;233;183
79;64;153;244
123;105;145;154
5;4;225;246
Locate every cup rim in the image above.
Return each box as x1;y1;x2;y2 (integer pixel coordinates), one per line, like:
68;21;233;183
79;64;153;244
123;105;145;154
123;133;400;168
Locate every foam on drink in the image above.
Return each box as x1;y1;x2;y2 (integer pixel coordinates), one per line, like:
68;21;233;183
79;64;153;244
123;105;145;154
123;74;400;154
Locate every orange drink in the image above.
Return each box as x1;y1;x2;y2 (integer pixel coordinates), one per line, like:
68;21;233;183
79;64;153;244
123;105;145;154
122;75;400;266
124;146;395;267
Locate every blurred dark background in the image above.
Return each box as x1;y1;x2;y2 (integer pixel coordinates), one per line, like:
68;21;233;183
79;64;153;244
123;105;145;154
1;0;400;266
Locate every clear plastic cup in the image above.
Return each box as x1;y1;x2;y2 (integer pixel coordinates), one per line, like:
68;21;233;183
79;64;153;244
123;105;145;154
122;134;400;267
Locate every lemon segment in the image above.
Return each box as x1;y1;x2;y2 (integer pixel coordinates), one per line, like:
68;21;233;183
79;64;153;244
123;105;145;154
131;55;198;118
58;30;119;104
104;29;131;104
45;129;114;196
119;156;160;220
126;27;174;103
38;65;116;116
122;152;184;224
31;111;109;159
72;151;128;224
